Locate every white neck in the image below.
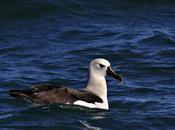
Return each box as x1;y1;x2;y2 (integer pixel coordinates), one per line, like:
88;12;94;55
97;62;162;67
85;72;108;103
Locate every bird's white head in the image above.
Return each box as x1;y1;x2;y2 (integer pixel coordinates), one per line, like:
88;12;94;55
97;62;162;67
89;58;122;81
86;58;122;97
89;58;111;78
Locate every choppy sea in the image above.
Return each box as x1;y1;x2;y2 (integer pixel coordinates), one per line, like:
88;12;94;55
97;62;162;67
0;0;175;129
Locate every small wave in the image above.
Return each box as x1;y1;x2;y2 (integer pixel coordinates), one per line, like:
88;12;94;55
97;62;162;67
79;120;101;130
145;116;175;129
159;49;175;57
0;46;24;56
110;98;159;110
139;33;175;46
60;29;118;41
131;87;162;93
110;86;163;96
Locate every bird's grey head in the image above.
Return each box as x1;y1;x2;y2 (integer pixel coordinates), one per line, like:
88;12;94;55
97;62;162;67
89;58;122;82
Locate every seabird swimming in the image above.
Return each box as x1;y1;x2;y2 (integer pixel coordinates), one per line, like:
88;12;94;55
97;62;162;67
9;58;122;110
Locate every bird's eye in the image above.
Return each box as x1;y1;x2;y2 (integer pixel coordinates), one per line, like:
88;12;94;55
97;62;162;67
99;64;105;68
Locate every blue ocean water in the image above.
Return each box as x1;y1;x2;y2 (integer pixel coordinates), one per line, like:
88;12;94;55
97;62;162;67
0;0;175;129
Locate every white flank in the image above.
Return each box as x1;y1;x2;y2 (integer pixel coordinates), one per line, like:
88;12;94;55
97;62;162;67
73;100;96;108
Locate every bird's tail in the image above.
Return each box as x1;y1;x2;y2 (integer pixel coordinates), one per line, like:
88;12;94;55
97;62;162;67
9;89;33;98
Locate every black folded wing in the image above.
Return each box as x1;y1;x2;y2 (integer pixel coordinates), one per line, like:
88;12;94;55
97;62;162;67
9;83;103;105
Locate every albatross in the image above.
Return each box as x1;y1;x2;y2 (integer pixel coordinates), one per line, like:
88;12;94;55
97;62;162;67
9;58;123;110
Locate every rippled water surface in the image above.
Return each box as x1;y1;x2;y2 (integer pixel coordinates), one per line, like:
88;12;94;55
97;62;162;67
0;0;175;130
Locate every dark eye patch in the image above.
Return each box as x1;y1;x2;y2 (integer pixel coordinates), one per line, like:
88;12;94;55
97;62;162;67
99;64;105;68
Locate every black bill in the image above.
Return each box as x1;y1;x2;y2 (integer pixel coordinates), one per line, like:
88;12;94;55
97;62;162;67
107;66;123;82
